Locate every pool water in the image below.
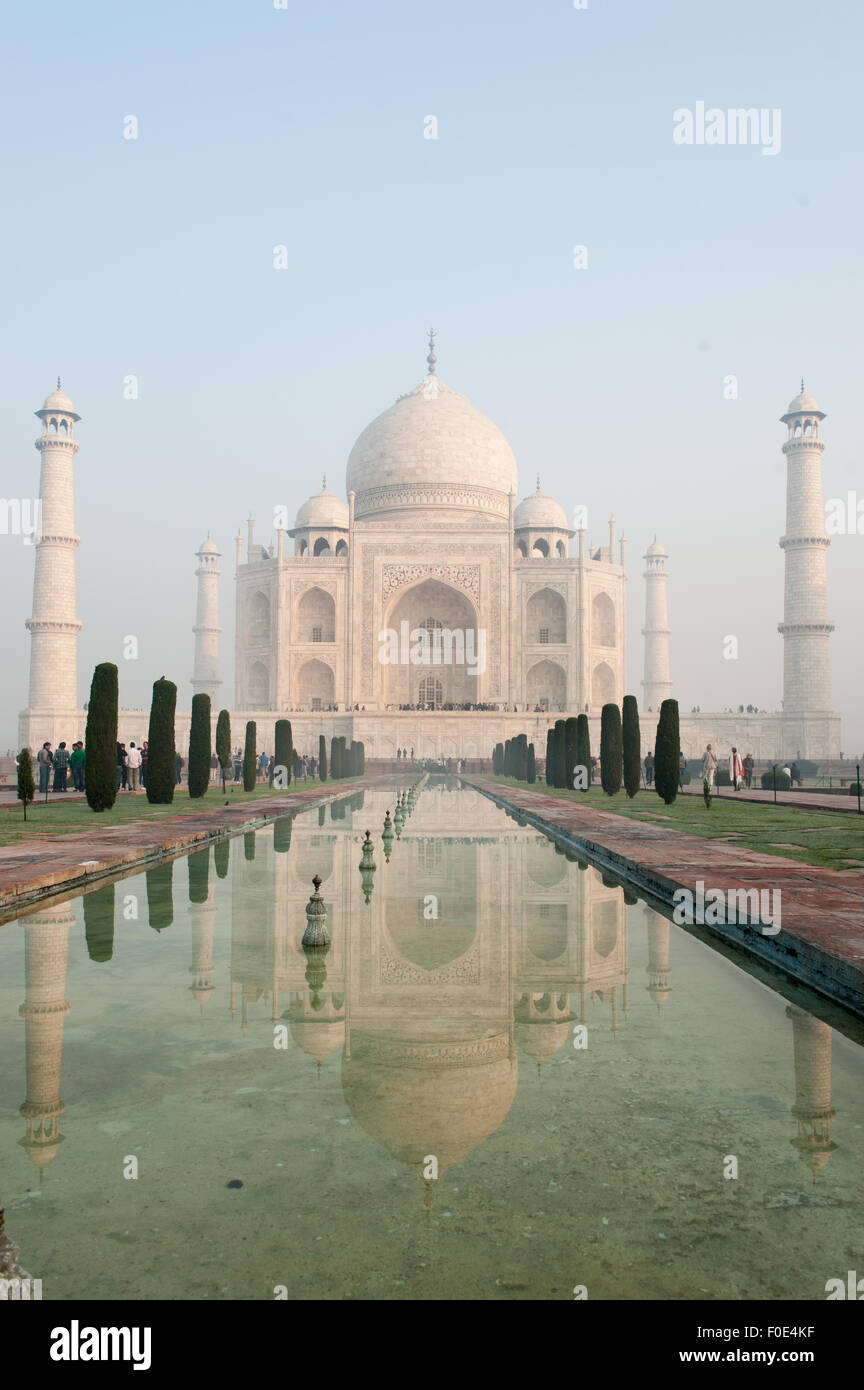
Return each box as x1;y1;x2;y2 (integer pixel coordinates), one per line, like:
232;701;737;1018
1;779;862;1301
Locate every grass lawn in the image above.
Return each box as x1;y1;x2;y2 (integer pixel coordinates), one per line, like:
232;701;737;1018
482;776;864;872
0;778;362;847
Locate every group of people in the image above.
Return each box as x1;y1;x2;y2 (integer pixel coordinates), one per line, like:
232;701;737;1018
701;745;756;790
35;741;86;793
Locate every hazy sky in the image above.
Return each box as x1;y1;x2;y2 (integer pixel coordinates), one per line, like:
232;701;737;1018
2;0;862;750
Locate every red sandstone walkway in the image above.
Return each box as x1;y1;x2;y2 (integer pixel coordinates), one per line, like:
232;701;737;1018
465;776;864;1017
678;785;861;813
0;781;376;921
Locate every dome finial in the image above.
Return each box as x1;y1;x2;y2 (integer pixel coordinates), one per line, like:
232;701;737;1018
322;473;327;490
426;327;437;375
57;376;61;390
536;474;541;492
801;377;805;393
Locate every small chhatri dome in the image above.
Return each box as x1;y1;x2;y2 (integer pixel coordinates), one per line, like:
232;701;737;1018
513;479;568;530
782;382;825;421
37;382;80;421
197;537;220;555
295;480;349;529
646;536;666;556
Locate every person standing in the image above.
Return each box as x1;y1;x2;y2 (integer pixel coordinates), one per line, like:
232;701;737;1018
70;740;86;792
678;751;687;791
126;741;142;791
52;741;70;791
233;748;243;782
175;751;183;785
743;752;754;790
140;741;148;789
37;742;53;794
701;744;717;788
728;746;743;792
644;751;654;786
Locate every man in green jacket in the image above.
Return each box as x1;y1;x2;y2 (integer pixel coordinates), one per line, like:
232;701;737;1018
70;741;85;792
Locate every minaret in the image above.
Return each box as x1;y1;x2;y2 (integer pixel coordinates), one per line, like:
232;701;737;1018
641;538;671;711
191;537;222;703
778;385;833;713
25;382;82;716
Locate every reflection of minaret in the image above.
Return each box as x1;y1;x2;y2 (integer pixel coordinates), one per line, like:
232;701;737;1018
786;1006;837;1177
18;903;73;1176
645;903;671;1007
189;882;217;1009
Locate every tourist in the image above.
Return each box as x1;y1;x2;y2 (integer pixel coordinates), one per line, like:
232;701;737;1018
397;748;402;759
790;760;802;787
117;742;127;790
70;740;85;792
233;748;243;782
175;751;183;784
701;744;717;788
729;746;743;791
140;741;148;789
210;752;219;784
679;751;687;790
258;750;268;782
126;741;142;791
52;741;70;791
743;752;754;789
643;751;654;786
37;742;53;794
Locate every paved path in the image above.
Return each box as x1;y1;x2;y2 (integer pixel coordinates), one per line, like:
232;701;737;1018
0;781;375;921
465;776;864;1018
678;785;862;814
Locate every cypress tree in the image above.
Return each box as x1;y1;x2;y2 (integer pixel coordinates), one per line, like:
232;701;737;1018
146;677;176;804
216;709;231;792
244;831;256;860
275;719;293;787
188;693;211;798
622;695;641;799
552;720;567;788
84;883;115;963
545;728;553;785
654;698;680;805
493;742;503;775
504;738;512;776
188;847;210;904
331;736;341;779
17;748;35;820
526;743;536;783
146;862;174;931
85;662;119;812
243;721;257;792
214;838;230;878
600;703;623;796
575;713;591;792
274;815;292;854
319;734;328;782
518;733;530;780
564;717;579;790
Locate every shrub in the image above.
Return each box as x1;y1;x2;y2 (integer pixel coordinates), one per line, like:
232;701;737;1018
600;704;622;795
187;693;211;798
146;677;177;804
849;783;863;797
85;662;119;812
544;729;553;785
527;743;536;783
622;695;641;799
654;699;680;805
761;769;792;791
318;734;327;782
552;720;567;789
243;721;257;792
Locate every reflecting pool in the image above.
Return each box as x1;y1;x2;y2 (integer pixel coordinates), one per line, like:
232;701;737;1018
1;779;862;1301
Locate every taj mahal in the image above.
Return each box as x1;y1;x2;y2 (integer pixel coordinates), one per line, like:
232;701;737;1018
18;339;841;761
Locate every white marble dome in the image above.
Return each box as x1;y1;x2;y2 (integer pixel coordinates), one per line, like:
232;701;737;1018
295;482;349;530
783;389;824;419
514;484;568;530
346;376;519;521
38;386;80;420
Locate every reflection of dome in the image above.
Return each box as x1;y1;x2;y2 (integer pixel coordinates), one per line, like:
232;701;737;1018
514;1020;572;1060
295;482;349;529
385;913;476;973
290;1018;345;1061
514;485;568;530
346;378;518;520
342;1031;517;1173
